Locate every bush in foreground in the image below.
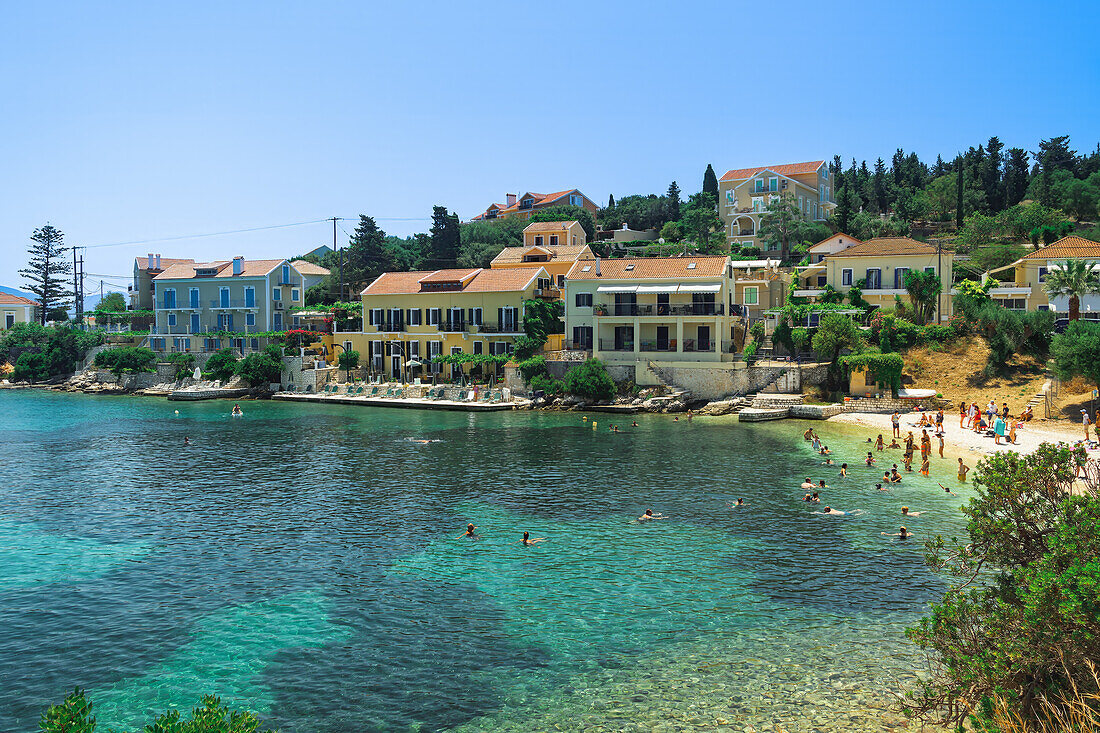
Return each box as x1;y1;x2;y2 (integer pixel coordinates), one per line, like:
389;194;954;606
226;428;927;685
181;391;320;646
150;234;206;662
203;349;239;381
39;688;276;732
235;352;282;387
94;347;156;376
166;352;197;380
905;443;1100;729
563;358;615;401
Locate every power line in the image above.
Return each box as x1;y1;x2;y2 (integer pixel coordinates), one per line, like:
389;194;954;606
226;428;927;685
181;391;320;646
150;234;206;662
81;218;333;249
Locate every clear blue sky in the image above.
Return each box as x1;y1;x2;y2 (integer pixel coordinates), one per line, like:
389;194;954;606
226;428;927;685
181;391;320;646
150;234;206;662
2;0;1098;293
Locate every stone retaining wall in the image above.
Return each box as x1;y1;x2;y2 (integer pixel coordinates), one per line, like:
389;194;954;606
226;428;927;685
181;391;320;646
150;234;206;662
837;396;949;414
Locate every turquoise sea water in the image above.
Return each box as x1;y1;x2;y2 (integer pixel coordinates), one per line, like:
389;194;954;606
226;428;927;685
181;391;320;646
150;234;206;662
0;391;971;731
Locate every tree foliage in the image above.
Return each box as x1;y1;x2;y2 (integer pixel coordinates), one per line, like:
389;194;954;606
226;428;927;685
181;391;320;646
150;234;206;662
562;358;615;401
1043;259;1100;321
1050;319;1100;388
19;224;72;325
337;349;360;375
903;269;943;325
203;348;240;381
905;444;1100;728
93;347;156;376
757;192;816;262
812;313;863;387
38;688;276;733
1;323;103;381
236;351;283;386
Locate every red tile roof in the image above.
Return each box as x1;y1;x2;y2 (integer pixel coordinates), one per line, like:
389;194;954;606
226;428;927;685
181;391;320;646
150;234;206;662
362;268;544;296
1020;236;1100;260
827;237;942;258
153;259;287;280
474;189;589;219
134;256;196;272
566;256;728;281
0;293;37;306
720;161;825;182
290;260;331;276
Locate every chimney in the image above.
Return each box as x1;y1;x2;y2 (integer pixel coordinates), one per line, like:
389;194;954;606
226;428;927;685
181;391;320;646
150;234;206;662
155;254;161;269
147;253;154;269
232;256;244;276
506;193;517;206
594;257;601;277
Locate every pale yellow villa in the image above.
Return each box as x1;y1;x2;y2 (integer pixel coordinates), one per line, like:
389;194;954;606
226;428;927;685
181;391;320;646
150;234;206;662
0;293;37;330
795;236;954;320
985;235;1100;313
337;267;552;381
718;160;835;253
489;220;592;290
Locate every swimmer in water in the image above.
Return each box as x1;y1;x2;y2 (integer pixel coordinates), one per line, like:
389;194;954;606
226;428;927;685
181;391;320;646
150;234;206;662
458;523;480;538
820;506;846;515
822;457;835;465
631;421;638;427
800;477;814;489
938;483;959;497
232;403;242;415
866;452;876;466
840;463;848;477
882;526;912;539
735;498;745;507
637;509;668;521
876;483;888;491
811;492;820;503
803;493;813;502
901;506;924;517
890;468;903;483
184;436;190;445
520;531;546;545
817;480;828;489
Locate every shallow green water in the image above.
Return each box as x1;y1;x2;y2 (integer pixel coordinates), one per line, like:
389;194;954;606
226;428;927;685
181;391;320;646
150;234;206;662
0;391;971;731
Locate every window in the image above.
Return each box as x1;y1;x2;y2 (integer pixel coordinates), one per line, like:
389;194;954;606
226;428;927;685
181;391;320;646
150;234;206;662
189;288;200;308
369;308;383;326
292;316;300;327
557;274;565;287
537;277;551;290
272;288;281;301
1000;298;1026;310
282;264;290;283
1037;304;1050;311
744;287;759;306
190;313;200;333
924;266;936;275
428;308;441;326
572;326;593;349
755;178;765;192
245;287;255;307
865;268;882;289
163;289;176;308
167;313;176;326
893;267;909;289
575;292;593;307
841;268;853;286
812;203;819;219
407;308;422;326
535;235;543;246
470;307;483;325
817;276;827;287
292;289;300;301
549;235;558;246
250;338;259;350
769;176;778;191
752;197;763;213
473;341;483;355
220;287;230;308
246;313;255;327
1038;266;1048;282
569;194;582;206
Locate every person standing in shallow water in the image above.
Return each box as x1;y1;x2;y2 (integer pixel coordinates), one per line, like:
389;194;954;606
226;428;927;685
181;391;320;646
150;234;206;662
891;411;900;438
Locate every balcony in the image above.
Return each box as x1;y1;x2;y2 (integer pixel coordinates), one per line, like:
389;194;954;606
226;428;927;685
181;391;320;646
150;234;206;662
595;303;725;317
209;299;256;309
639;340;678;352
375;322;406;333
682;339;714;352
437;322;466;333
472;322;522;334
598;339;635;352
534;286;561;299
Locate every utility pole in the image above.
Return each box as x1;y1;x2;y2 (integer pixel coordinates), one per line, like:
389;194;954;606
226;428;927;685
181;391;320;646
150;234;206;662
330;216;342;302
78;253;84;322
73;246;80;321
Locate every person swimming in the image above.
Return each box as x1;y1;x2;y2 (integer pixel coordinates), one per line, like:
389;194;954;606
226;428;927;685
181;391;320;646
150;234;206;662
803;493;813;502
820;506;846;515
882;526;911;539
800;477;814;489
638;509;668;521
734;498;745;507
890;468;903;483
184;436;190;445
840;463;848;477
866;452;876;466
817;480;828;489
901;506;925;517
876;482;888;491
520;531;546;545
822;457;835;465
811;492;820;502
938;483;959;496
231;403;243;416
631;421;638;427
459;523;480;538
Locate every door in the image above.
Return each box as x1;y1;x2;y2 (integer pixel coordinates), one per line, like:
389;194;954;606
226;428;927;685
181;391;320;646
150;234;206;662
614;293;636;316
657;293;670;316
224;314;233;332
614;326;634;351
865;268;881;289
190;313;200;333
697;325;711;352
656;326;669;351
273;312;283;330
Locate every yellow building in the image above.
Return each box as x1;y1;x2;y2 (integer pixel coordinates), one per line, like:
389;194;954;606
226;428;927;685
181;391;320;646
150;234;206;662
986;235;1100;313
795;237;954;320
718;161;835;253
1;293;37;330
489;221;593;291
563;255;741;383
338;267;551;381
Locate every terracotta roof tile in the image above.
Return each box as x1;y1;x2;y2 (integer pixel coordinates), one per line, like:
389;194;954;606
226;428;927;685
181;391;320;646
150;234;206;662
417;268;482;284
492;242;591;265
566;256;728;281
474;189;589;219
0;293;37;306
720;161;825;182
826;237;942;258
134;256;196;272
522;220;581;233
362;268;543;296
153;258;287;280
290;260;331;276
1021;236;1100;260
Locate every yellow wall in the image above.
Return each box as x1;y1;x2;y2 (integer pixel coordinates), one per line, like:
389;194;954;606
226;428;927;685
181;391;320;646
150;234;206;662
0;304;35;330
824;252;954;319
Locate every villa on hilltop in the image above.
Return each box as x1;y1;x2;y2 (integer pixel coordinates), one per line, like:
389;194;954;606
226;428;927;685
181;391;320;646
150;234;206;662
472;189;599;222
718;161;834;255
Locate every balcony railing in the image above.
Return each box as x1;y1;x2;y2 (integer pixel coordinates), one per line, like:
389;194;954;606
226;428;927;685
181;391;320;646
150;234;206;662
375;322;406;332
595;303;725;317
437;322;466;333
472;322;521;333
639;340;678;352
598;339;634;352
682;339;714;352
209;299;255;308
560;340;593;351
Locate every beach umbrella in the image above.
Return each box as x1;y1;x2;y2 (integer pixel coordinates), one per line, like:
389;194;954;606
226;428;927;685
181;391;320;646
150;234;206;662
405;359;422;368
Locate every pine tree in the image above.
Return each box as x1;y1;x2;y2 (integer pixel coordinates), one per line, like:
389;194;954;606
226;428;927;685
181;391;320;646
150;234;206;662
19;223;71;325
429;206;461;266
608;193;615;208
702;164;718;202
665;181;681;222
871;158;890;213
1004;148;1031;207
344;214;394;290
982;136;1004;212
932;154;947;178
831;155;845;191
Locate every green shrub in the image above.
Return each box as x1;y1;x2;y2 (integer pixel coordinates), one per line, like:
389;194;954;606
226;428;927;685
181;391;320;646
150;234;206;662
530;373;564;396
93;347;156;376
791;327;812;353
772;320;793;354
203;348;239;381
512;334;545;361
166;352;196;380
263;344;285;361
918;324;955;346
337;349;360;374
13;351;48;382
563;358;615;401
749;320;766;346
235;352;282;387
517;355;548;383
38;688;276;733
2;324;103;378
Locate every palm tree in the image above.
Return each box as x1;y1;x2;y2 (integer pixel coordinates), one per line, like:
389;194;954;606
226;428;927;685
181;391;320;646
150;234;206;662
1043;259;1100;321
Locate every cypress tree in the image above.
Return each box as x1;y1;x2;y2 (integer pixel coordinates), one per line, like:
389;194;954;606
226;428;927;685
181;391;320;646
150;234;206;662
955;160;965;229
702;164;718;202
608;193;615;208
665;181;681;222
429;206;461;266
19;224;72;325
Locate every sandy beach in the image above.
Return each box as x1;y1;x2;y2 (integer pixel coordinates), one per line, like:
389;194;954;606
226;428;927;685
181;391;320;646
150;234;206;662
827;410;1091;461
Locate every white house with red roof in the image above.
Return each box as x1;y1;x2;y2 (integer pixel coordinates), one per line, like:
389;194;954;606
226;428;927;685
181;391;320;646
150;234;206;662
471;189;599;222
717;160;835;254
